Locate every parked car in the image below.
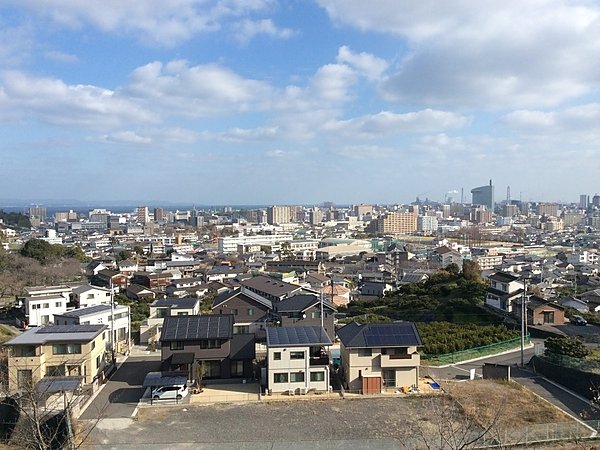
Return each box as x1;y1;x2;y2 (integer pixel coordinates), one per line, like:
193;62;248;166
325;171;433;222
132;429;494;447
571;315;587;326
152;384;188;401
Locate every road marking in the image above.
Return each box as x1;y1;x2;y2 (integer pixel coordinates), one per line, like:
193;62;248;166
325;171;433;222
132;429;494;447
131;406;139;418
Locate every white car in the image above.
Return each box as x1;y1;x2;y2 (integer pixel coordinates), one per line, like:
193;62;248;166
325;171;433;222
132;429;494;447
151;384;188;401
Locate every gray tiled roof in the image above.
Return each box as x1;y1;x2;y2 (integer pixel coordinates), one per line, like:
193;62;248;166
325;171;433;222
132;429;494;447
151;298;199;309
266;326;332;347
240;275;301;298
275;294;335;313
5;324;106;346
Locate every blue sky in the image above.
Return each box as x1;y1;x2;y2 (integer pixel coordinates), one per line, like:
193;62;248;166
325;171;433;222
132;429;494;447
1;0;599;205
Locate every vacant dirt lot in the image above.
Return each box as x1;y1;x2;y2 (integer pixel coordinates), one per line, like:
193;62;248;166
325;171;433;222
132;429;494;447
447;379;575;427
84;382;581;449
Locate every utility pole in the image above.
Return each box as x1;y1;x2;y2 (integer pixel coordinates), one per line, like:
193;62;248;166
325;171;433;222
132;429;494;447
520;278;528;367
109;279;116;366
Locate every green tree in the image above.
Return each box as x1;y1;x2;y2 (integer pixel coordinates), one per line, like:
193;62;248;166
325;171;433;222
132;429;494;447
445;263;461;276
462;260;481;281
545;336;589;359
20;239;56;264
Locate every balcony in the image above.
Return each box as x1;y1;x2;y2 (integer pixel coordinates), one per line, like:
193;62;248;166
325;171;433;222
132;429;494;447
309;356;329;366
380;353;420;368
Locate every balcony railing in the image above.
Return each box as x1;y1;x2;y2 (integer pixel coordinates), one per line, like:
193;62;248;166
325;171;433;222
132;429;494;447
309;356;329;366
380;353;419;368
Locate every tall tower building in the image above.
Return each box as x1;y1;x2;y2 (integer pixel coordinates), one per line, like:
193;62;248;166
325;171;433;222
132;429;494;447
28;206;47;227
136;206;150;224
267;206;291;225
471;180;494;210
580;194;589;209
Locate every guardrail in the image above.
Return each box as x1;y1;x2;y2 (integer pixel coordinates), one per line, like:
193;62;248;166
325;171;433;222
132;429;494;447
423;335;530;366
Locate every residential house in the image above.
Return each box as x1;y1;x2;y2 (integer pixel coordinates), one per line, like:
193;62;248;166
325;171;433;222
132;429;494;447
360;282;394;297
4;324;107;393
211;289;272;337
398;272;429;285
92;269;129;291
131;271;174;290
165;277;205;296
160;315;255;381
125;284;157;301
431;246;464;269
54;304;131;353
274;295;336;342
72;284;112;308
266;326;331;394
337;322;422;394
240;275;302;303
318;284;351;307
118;259;139;277
23;296;68;327
485;272;524;313
139;297;200;345
516;296;565;326
304;272;330;289
558;296;589;313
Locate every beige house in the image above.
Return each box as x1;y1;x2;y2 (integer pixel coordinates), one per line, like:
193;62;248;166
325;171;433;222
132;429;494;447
4;325;107;393
337;322;422;394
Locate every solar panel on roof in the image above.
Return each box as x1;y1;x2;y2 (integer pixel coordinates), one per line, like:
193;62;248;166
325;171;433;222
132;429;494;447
362;324;421;347
36;325;102;334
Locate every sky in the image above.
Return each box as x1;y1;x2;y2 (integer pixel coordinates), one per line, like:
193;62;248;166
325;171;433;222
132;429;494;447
0;0;599;206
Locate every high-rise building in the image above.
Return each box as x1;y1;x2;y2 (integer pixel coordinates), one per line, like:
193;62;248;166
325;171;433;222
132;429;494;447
136;206;150;224
353;204;373;219
309;208;324;225
471;180;494;210
503;204;518;217
377;207;417;234
267;206;291;225
579;194;589;209
28;206;47;227
417;215;438;233
154;207;165;222
442;204;451;218
537;203;559;218
593;194;600;208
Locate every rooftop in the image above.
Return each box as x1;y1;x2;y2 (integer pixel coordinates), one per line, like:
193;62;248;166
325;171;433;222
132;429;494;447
266;326;332;347
5;324;106;346
161;315;233;341
337;322;422;348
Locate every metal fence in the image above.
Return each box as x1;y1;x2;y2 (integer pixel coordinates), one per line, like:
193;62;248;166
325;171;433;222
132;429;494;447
423;335;530;366
472;420;597;448
542;352;600;374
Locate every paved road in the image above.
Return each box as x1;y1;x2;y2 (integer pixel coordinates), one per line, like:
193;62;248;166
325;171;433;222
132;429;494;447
423;343;600;424
80;355;161;420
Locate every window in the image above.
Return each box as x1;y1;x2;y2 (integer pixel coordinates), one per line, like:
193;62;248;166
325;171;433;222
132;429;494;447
40;315;50;325
96;355;101;370
170;341;184;350
52;343;81;355
290;372;304;383
273;352;281;361
92;341;96;350
42;303;49;309
358;348;372;357
290;351;304;360
247;308;254;316
231;360;244;377
233;309;238;315
31;304;39;310
97;318;103;324
47;365;65;377
177;312;189;316
87;294;94;299
13;346;36;357
273;373;288;383
199;339;220;349
543;311;555;324
17;370;32;389
156;308;168;318
233;325;250;334
117;328;126;341
311;311;321;319
55;302;62;308
310;371;325;382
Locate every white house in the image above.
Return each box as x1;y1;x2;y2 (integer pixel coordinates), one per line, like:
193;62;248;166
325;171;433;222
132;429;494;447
24;295;68;327
54;303;131;354
485;271;524;313
139;297;200;345
266;326;331;395
72;284;113;308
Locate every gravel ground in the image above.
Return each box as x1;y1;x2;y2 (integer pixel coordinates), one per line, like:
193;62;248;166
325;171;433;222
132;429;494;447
84;397;439;449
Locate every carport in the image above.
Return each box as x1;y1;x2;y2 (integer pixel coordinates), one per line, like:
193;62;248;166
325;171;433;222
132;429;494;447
143;372;187;405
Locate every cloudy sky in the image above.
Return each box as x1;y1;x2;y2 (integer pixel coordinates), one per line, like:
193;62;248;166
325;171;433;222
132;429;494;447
1;0;599;206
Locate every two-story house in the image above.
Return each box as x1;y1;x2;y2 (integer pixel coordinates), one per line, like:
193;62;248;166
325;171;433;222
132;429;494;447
139;298;200;345
160;315;255;381
337;322;422;394
211;288;272;337
266;326;331;394
485;271;524;313
54;304;131;354
4;324;107;393
274;295;336;342
72;284;113;308
240;275;302;303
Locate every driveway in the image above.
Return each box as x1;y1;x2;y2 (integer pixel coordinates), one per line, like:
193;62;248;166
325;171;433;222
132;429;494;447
80;355;161;420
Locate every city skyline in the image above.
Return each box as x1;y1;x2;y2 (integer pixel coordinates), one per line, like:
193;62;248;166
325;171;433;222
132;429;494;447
1;1;599;204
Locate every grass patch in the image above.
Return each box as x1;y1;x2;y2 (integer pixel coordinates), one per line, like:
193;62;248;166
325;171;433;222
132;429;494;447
0;324;19;345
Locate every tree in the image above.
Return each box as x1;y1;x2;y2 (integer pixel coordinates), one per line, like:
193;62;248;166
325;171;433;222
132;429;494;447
20;239;56;264
544;336;589;359
445;263;461;276
461;260;481;281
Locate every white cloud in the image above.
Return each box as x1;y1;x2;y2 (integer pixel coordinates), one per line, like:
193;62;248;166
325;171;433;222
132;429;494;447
319;0;600;109
0;71;156;127
97;131;152;145
216;126;280;143
43;50;79;64
233;19;295;43
323;109;469;138
333;144;396;159
0;24;34;66
7;0;276;46
122;60;272;117
336;46;388;80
